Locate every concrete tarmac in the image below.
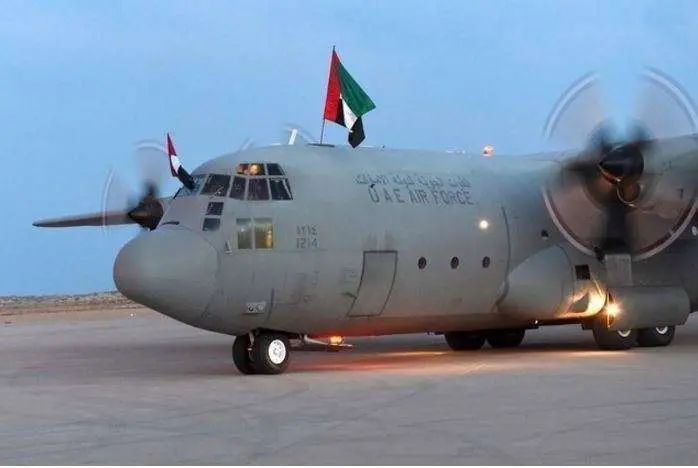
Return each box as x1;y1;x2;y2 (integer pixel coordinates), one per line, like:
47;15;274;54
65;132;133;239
2;308;698;464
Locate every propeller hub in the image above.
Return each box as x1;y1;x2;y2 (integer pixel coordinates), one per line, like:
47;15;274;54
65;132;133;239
127;200;164;230
598;145;644;184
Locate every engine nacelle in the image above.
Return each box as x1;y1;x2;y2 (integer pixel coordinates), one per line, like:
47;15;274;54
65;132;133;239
604;286;691;331
496;246;602;320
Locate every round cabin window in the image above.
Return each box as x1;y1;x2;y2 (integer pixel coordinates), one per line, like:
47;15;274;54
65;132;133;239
482;256;491;268
450;257;459;269
418;257;427;269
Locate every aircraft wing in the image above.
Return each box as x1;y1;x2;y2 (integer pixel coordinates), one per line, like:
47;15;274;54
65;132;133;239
33;210;135;228
33;196;173;229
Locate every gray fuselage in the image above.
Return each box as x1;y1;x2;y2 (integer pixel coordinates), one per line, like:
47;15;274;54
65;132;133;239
113;143;698;338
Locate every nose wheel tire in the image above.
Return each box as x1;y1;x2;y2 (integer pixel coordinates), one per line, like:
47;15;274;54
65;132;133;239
250;333;291;375
232;332;291;375
486;329;526;348
444;331;486;350
232;335;255;375
637;326;675;347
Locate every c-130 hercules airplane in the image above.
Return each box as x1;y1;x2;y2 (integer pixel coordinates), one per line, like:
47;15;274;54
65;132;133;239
33;60;698;375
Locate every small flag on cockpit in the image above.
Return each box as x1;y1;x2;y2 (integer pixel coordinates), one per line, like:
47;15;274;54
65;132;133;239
323;48;376;148
167;133;196;191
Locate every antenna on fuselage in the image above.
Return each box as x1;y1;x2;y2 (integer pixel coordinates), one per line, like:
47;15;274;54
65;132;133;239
282;123;318;145
288;128;298;145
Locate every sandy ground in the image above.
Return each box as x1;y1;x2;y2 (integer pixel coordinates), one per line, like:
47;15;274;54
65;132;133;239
2;307;698;464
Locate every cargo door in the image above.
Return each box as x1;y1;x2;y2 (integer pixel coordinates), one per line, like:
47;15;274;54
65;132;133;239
347;251;397;317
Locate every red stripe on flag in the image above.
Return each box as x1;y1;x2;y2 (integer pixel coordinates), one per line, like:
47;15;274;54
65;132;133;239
166;133;177;156
166;133;178;177
323;50;342;122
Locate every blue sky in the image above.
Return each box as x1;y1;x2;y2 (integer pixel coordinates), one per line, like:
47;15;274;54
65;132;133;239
2;0;697;295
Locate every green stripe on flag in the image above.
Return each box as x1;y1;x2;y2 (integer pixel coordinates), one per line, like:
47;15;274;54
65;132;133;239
337;62;376;118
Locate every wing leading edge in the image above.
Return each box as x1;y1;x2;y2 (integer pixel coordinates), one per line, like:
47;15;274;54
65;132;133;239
32;210;135;228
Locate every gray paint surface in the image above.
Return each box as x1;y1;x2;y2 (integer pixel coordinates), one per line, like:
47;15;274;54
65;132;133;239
113;139;698;338
3;309;698;464
347;251;397;317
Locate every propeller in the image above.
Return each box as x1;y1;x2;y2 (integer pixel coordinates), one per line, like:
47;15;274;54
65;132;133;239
543;69;698;284
101;139;169;232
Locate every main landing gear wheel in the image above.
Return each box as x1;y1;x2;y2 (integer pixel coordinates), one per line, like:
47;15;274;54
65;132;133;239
232;334;255;375
592;319;637;350
486;329;526;348
444;331;486;351
637;326;675;347
250;333;291;375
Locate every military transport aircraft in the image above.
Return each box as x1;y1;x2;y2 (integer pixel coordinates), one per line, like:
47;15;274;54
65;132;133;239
34;70;698;375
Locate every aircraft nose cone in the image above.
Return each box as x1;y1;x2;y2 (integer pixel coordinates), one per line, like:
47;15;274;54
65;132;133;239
114;228;218;324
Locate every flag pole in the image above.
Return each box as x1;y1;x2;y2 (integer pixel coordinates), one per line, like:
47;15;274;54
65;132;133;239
319;45;335;145
320;117;327;145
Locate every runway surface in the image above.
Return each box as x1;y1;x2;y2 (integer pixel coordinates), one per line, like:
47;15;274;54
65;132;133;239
2;308;698;464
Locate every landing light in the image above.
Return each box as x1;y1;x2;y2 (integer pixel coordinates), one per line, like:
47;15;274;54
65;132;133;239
478;219;489;230
329;336;344;346
606;302;620;318
588;292;607;314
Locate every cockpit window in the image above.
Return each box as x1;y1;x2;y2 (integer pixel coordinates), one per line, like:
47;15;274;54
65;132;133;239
201;174;231;196
247;179;269;201
267;163;284;176
232;163;293;202
229;176;246;200
236;163;265;176
203;217;220;231
174;174;205;198
269;178;292;200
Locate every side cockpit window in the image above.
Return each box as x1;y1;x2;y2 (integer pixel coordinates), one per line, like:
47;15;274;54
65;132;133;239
234;162;293;201
174;174;205;198
201;174;231;196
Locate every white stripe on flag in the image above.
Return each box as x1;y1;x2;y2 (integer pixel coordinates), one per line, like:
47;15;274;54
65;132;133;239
341;95;358;131
170;154;183;174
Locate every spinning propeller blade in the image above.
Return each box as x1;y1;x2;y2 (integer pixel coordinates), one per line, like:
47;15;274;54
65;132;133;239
34;138;170;231
544;69;698;284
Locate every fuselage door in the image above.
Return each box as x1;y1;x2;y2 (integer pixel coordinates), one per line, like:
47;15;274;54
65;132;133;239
347;250;397;317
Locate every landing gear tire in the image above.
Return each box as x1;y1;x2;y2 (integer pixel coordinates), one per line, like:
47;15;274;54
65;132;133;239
486;329;525;348
444;331;486;351
592;322;637;350
232;335;255;375
250;333;291;375
637;326;675;348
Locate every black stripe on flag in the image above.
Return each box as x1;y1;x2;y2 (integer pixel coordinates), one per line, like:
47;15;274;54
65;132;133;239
348;117;365;148
178;167;196;191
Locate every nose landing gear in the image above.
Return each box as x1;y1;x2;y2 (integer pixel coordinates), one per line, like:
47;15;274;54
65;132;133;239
232;331;291;375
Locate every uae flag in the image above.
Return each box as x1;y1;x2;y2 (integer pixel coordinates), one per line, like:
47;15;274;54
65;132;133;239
323;49;376;148
166;133;196;191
